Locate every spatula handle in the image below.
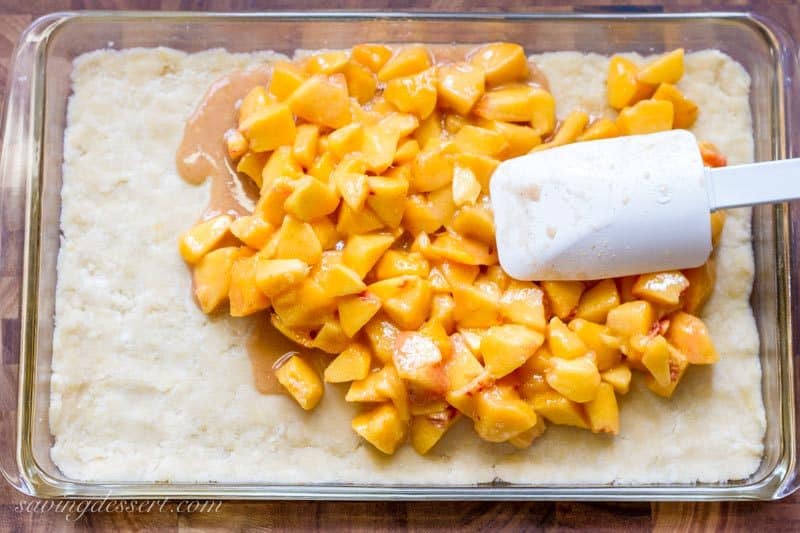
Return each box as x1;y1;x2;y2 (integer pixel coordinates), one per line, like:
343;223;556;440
707;158;800;210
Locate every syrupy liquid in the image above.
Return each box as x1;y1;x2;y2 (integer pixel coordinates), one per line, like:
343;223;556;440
175;67;269;220
176;45;550;395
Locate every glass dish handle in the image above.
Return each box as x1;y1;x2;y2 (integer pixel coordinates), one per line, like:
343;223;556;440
0;15;52;495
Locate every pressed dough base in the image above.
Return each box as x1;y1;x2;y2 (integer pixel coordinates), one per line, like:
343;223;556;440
49;48;765;484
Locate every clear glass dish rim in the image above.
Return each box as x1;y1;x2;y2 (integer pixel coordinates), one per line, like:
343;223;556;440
3;9;797;500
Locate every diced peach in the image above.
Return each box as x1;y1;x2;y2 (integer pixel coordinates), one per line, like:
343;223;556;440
342;233;395;278
450;205;495;246
337;204;385;236
652;83;698;129
338;292;383;337
287;74;352;129
312;318;350;354
229;255;270;317
616;99;674;135
225;129;248;160
384;68;438;120
606;300;656;341
328;123;365;160
508;417;547;449
454;153;499;193
361;113;419;174
427;231;496;266
682;260;716;315
275;216;323;265
179;214;233;265
606;56;654;110
632;271;690;307
469;43;529;86
481;324;544;379
377;276;433;330
352;403;406;454
585;382;619;434
239;85;272;126
324;342;372;383
473;384;538;442
346;365;410;421
318;263;367;297
375;250;430;279
530;390;589;429
436;62;485;115
283;176;340;222
545;355;601;403
410;408;460;454
665;312;718;364
364;176;409;228
308;150;336;182
440;261;480;288
377;45;432;81
700;141;728;169
541;280;585;320
363;316;400;364
646;345;689;398
276;355;324;410
452;283;501;328
343;60;378;103
478;119;541;158
710;210;726;245
637;49;684;85
601;363;632;395
271;278;337;328
410;143;454;193
193;247;240;313
238;103;296;153
352;44;393;72
254;257;310;298
269;61;308;100
547;317;589;360
310;217;340;250
576;118;620;142
474;85;555;136
499;280;547;331
568;319;622;371
453;125;509;158
394;139;420;164
261;146;303;191
575;279;620;323
394;331;448;394
532;111;589;151
236;151;269;187
641;334;672;387
306;50;349;75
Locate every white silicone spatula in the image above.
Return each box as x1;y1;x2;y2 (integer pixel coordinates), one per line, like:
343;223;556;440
490;129;800;280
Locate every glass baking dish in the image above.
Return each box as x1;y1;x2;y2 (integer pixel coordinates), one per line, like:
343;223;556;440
0;11;798;501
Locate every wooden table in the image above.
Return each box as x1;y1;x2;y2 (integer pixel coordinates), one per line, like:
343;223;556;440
1;1;799;530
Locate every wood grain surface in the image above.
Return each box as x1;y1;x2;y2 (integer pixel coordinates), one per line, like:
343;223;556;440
1;1;799;531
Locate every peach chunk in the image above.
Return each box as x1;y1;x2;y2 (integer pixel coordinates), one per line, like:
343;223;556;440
499;280;547;331
410;408;460;455
255;258;310;298
352;44;393;73
641;334;672;387
179;214;233;265
342;233;395;278
366;176;409;228
606;300;655;341
338;292;382;338
283;176;340;222
632;271;690;307
346;365;410;421
576;118;620;142
575;279;620;323
436;63;485;115
568;319;622;371
230;215;274;250
275;216;323;266
601;363;632;395
324;342;372;383
541;280;585;320
269;61;308;100
666;312;719;364
238;85;272;126
352;404;407;455
384;68;438;120
530;390;589;429
545;356;601;403
193;247;240;314
637;48;684;85
377;45;432;81
585;382;620;434
276;355;324;410
238;103;296;152
469;43;529;86
606;56;654;110
480;324;545;379
229;254;270;317
652;83;698;129
394;331;448;394
364;316;401;364
474;85;555;136
508;417;547;449
645;345;689;398
287;73;352;129
682;260;716;315
616;99;674;135
473;384;538;442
